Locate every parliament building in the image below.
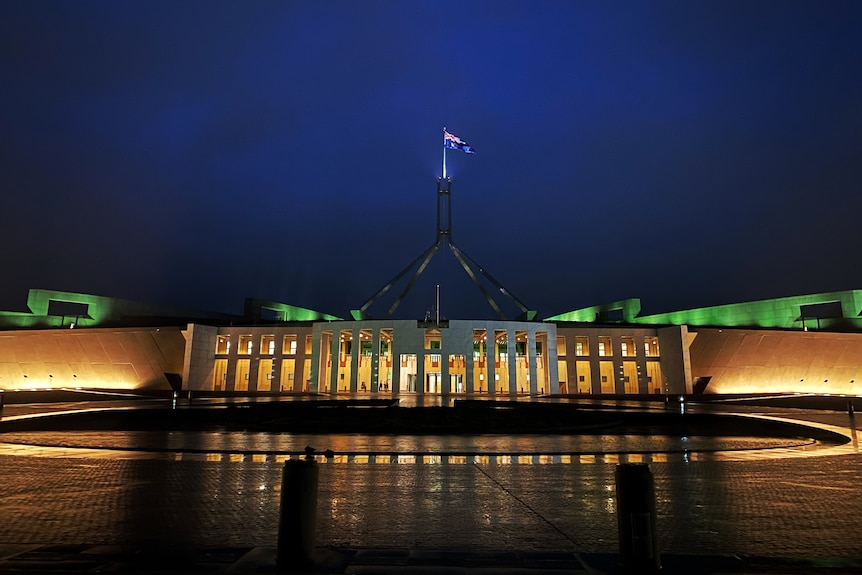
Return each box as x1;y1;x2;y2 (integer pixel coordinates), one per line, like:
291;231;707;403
1;287;861;398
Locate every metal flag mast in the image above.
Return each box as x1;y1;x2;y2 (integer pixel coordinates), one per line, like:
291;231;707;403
351;128;535;322
442;127;447;179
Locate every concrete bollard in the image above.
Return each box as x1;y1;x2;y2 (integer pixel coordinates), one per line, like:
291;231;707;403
277;449;319;572
615;463;660;574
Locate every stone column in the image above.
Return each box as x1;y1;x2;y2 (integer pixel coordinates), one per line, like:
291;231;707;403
487;324;497;396
371;328;381;393
350;327;360;393
329;332;339;396
225;329;239;392
508;328;517;395
589;333;601;394
272;333;284;392
528;329;538;395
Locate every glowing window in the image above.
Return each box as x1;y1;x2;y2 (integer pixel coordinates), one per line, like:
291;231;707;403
575;337;589;356
598;336;612;357
238;335;253;355
260;335;275;355
215;335;230;355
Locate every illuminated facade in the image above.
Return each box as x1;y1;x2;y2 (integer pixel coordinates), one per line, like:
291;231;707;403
187;320;566;396
1;289;861;397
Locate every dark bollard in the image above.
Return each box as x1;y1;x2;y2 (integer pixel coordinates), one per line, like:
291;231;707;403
0;390;4;409
277;448;319;572
849;400;855;416
615;463;660;574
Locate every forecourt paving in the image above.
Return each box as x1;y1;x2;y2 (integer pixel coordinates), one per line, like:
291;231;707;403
0;402;859;573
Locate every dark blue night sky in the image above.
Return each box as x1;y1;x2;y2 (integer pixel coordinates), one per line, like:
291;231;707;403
3;1;861;320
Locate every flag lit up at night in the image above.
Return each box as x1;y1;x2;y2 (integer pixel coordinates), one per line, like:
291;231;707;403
444;131;476;154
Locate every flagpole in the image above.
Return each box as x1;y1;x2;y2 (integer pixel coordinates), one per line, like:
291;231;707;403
442;127;447;179
436;283;440;325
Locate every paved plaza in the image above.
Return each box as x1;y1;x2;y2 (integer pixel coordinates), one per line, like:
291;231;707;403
0;401;860;573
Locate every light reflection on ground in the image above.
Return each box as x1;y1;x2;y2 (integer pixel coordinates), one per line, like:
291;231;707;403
0;398;857;462
0;430;808;453
0;429;834;462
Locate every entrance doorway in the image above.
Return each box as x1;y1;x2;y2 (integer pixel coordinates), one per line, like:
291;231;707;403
426;372;441;393
451;373;463;393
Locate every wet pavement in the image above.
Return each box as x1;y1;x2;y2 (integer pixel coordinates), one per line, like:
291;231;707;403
0;397;860;573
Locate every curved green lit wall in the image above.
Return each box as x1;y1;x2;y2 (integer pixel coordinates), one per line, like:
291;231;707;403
546;290;862;331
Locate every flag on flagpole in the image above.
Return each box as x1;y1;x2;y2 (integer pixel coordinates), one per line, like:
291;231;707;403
444;130;476;154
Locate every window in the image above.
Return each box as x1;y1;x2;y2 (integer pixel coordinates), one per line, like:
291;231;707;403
575;336;589;356
339;331;352;356
261;335;275;355
598;336;612;357
644;336;660;357
495;330;507;362
515;331;528;357
472;342;485;361
215;335;230;354
283;335;298;355
359;329;373;357
425;328;442;350
473;329;487;362
379;329;393;357
238;335;253;355
621;336;636;357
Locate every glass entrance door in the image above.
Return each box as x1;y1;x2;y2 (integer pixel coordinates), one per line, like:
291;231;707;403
426;372;441;393
451;374;463;393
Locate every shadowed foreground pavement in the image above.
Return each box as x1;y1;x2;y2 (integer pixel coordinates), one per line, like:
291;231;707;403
0;453;861;573
0;399;860;573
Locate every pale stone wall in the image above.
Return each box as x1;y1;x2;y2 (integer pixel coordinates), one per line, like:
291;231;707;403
0;326;186;391
183;324;218;391
555;325;680;394
689;328;862;394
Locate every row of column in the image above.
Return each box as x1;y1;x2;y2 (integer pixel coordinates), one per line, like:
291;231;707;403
316;324;557;396
219;330;312;392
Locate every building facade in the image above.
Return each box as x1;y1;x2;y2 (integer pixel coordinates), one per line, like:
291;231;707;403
2;289;862;397
185;320;564;396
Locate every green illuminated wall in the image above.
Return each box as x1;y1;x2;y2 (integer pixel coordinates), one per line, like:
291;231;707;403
0;289;340;329
244;298;341;322
544;298;642;323
546;290;862;331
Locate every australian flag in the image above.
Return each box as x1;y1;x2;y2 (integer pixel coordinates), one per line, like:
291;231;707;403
444;130;476;154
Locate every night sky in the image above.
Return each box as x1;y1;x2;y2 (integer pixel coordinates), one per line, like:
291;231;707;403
3;1;861;321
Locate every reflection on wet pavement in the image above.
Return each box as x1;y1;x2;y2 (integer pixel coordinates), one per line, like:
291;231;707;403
0;399;858;463
0;428;849;462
